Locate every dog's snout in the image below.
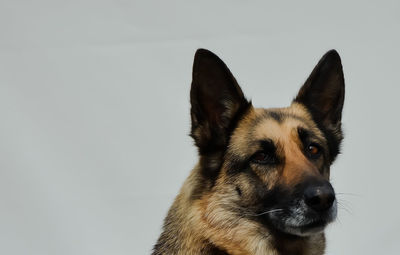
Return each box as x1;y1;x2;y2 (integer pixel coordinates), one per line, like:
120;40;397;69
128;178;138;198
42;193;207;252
304;181;335;212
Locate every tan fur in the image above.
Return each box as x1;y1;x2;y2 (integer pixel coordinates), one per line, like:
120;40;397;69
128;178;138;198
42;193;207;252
169;167;275;255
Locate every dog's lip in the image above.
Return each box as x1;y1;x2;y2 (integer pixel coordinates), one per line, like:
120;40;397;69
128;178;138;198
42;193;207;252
287;218;329;232
299;219;327;229
261;216;329;237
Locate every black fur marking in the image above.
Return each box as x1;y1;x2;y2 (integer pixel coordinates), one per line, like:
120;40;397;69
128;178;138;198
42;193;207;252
225;154;251;176
249;139;281;165
204;244;229;255
259;139;277;154
313;121;342;163
269;111;283;122
236;186;242;196
225;139;282;176
204;246;229;255
297;127;310;144
250;110;309;133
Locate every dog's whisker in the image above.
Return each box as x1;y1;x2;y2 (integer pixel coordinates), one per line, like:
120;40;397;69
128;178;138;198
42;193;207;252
254;209;284;216
334;215;343;225
231;206;284;218
337;198;352;207
244;209;284;217
335;192;361;197
337;201;353;215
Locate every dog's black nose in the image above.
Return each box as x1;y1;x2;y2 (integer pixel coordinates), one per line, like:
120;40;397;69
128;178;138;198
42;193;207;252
304;181;335;212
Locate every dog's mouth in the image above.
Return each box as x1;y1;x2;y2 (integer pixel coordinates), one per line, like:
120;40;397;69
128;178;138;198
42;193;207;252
260;200;337;237
283;218;328;236
299;219;327;229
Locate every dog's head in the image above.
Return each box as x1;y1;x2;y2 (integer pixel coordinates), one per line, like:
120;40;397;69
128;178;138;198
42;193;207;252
190;49;344;240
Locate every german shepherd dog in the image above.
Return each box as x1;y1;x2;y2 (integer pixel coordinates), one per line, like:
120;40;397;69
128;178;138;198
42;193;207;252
153;49;345;255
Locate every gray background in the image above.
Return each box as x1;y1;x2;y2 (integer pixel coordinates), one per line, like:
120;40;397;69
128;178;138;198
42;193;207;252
1;0;399;254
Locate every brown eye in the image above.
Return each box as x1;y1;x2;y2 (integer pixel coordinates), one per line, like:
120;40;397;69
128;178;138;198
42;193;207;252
308;145;319;154
251;151;276;164
306;143;322;159
254;152;267;161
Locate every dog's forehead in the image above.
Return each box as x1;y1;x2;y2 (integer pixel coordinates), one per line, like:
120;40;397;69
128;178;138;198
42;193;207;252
230;103;325;151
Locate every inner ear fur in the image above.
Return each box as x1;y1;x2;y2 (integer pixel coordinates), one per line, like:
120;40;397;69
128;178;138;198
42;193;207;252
190;49;251;155
294;49;345;162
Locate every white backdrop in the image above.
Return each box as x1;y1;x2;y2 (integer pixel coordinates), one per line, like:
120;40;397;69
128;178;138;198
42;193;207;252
1;1;399;254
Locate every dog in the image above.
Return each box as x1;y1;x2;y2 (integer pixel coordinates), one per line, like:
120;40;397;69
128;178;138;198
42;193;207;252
152;49;345;255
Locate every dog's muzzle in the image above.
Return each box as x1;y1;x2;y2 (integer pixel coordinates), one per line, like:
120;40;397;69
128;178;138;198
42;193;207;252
266;178;337;237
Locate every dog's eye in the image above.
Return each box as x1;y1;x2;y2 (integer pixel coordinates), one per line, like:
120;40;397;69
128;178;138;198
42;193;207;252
306;143;322;159
251;151;276;164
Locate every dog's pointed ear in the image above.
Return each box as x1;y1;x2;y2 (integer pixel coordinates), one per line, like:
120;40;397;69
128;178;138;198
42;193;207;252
294;50;345;160
190;49;251;154
295;50;345;128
